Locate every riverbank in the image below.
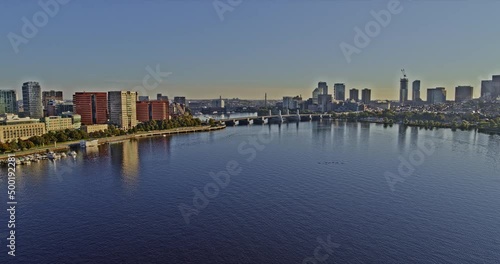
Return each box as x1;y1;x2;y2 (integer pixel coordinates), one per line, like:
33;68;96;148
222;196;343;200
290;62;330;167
0;125;225;160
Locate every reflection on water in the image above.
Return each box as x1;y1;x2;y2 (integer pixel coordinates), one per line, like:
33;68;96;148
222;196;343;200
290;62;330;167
1;122;500;264
121;140;139;188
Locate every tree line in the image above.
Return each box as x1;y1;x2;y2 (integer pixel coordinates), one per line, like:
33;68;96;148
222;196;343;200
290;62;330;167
0;116;203;153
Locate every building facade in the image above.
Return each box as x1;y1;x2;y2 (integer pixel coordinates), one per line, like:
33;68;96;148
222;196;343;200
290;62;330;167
0;114;46;142
318;82;328;95
157;94;169;101
42;90;63;109
334;83;346;101
174;96;186;106
22;81;43;119
400;78;409;105
0;90;17;114
312;88;321;104
61;112;82;129
136;100;169;122
349;88;359;101
81;124;109;134
361;88;371;104
108;91;138;130
412;80;421;101
73;92;108;125
455;86;473;102
44;116;74;132
427;87;447;104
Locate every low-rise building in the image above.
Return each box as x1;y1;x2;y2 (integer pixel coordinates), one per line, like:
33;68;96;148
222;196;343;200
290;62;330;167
81;124;109;133
44;116;74;132
61;112;82;129
0;114;46;142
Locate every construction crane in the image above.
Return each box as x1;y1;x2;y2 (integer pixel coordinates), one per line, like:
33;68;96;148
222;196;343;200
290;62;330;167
401;69;407;79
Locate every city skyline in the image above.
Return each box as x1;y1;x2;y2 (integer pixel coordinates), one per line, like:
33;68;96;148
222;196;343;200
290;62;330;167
1;1;500;100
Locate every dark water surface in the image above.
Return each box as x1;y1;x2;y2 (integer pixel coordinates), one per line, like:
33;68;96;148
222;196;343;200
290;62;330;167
1;121;499;263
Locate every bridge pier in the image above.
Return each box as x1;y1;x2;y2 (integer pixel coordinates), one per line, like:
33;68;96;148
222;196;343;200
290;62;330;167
253;117;266;125
238;119;251;126
224;120;238;126
300;115;312;121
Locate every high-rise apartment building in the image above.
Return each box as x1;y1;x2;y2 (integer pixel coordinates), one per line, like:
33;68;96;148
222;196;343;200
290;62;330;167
481;80;492;98
455;86;473;102
22;81;43;119
361;88;371;104
312;88;321;104
108;91;138;130
412;80;421;101
318;82;328;95
481;75;500;99
73;92;108;125
334;83;346;101
492;75;500;99
0;90;17;114
400;78;409;105
427;87;447;104
318;94;332;111
349;88;359;101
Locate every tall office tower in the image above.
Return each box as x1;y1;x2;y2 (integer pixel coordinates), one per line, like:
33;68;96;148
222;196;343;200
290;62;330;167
0;90;17;114
412;80;421;101
174;96;186;105
108;91;138;130
318;94;332;111
361;88;371;104
481;80;492;98
427;87;447;104
455;86;473;102
334;83;346;101
492;75;500;99
157;93;169;101
73;92;108;125
283;96;291;110
22;81;43;119
400;78;409;105
318;82;328;95
349;88;359;101
42;90;63;108
312;88;321;104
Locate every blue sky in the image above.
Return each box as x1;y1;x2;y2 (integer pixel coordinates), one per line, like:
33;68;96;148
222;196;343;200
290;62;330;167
1;0;499;100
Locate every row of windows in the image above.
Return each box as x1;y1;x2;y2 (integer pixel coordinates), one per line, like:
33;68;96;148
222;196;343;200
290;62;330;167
1;128;45;141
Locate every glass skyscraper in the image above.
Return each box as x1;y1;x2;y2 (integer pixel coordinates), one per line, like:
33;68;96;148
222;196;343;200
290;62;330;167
22;81;43;119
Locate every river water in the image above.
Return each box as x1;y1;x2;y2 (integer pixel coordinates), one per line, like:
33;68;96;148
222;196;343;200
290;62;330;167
1;121;499;263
